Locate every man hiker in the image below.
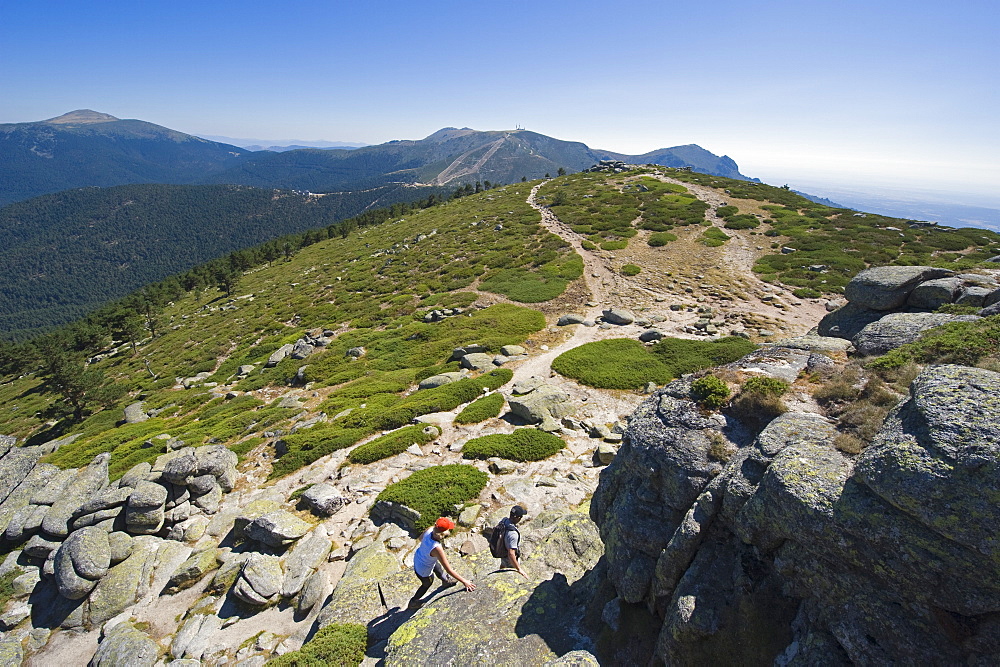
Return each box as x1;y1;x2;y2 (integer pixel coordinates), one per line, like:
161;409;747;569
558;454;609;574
408;517;475;610
493;505;528;579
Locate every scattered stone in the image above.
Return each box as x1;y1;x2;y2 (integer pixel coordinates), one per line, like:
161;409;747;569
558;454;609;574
557;314;587;326
297;569;328;614
460;353;495;372
234;554;284;606
266;344;294;367
123;402;149;424
278;396;303;409
508;384;576;428
167;547;222;593
602;309;635;325
418;371;465;389
282;528;332;597
301;483;348;517
488;458;518;475
92;621;159;667
246;511;312;547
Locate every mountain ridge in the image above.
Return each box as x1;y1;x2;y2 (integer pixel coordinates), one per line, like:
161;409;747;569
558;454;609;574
0;111;752;205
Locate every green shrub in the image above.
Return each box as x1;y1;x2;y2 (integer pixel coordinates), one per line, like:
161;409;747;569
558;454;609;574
347;425;435;465
647;232;677;247
740;376;789;396
454;392;505;425
269;427;368;479
621;264;641;276
267;622;367;667
601;240;628;251
375;464;488;529
715;205;739;217
229;437;265;462
0;568;19;608
462;429;565;461
729;377;789;432
868;315;1000;371
651;336;756;375
792;287;822;299
935;303;980;315
552;339;676;389
699;228;730;247
723;215;760;230
581;240;597;251
691;375;730;409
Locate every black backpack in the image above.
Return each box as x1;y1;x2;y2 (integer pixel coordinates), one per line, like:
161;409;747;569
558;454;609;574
489;518;518;558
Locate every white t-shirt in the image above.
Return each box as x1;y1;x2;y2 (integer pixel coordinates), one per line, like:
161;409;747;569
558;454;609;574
413;527;440;577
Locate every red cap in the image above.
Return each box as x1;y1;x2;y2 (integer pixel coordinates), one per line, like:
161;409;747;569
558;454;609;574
435;517;456;531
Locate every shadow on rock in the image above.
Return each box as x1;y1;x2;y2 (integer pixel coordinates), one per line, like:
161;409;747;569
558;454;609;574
28;578;86;630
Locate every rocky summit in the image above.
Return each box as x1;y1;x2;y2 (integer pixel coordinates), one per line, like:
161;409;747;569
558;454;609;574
1;167;1000;665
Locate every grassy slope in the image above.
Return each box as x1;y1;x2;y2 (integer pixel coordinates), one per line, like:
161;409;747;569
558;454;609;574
3;168;1000;480
0;182;576;479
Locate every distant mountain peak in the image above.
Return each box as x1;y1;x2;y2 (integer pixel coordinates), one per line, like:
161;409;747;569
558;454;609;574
44;110;120;125
423;127;479;142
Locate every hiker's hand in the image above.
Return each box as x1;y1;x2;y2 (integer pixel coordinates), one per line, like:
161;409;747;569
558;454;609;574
464;581;476;592
518;569;528;580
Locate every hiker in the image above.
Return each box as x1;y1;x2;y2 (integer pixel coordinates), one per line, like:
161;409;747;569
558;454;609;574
491;505;528;579
407;517;475;610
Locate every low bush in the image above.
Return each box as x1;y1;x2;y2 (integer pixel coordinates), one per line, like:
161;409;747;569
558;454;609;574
651;336;756;375
647;232;677;247
715;205;739;217
552;339;676;389
868;315;1000;371
266;622;368;666
813;366;862;405
454;392;505;425
347;425;435;465
699;228;730;247
375;464;488;529
269;427;368;479
229;437;265;462
707;431;736;462
553;337;756;390
581;240;597;250
621;264;641;276
691;375;730;409
0;568;19;608
729;376;789;432
462;429;565;461
723;215;760;230
740;376;789;396
601;240;628;251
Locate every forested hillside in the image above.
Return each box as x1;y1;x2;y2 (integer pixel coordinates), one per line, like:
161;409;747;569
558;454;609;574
0;182;449;339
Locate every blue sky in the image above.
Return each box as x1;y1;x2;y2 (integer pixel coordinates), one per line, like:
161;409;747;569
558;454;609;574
2;0;997;204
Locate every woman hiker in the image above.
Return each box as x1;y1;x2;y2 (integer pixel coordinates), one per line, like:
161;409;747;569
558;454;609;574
407;517;476;610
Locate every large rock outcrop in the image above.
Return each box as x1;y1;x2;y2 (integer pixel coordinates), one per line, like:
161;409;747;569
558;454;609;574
590;364;1000;664
819;265;998;355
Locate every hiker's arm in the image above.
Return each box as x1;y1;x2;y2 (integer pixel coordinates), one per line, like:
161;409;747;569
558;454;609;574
434;545;476;591
507;547;528;579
